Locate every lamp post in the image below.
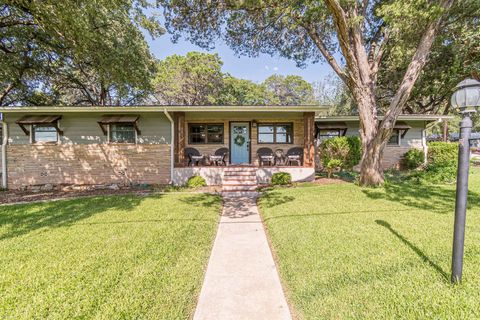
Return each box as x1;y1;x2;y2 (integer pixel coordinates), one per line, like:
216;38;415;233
450;78;480;284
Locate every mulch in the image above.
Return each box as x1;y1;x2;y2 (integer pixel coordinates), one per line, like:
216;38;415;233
0;188;153;205
311;177;348;185
0;185;224;205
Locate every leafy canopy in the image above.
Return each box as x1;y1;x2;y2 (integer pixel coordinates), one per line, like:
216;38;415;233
1;0;163;106
152;51;318;105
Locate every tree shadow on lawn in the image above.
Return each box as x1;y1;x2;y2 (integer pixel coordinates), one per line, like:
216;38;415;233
363;181;480;213
178;193;222;208
0;195;146;241
259;190;295;208
376;219;449;281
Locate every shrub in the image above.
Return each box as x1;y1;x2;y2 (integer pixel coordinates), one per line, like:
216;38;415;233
319;136;361;172
406;142;459;184
271;172;292;185
345;136;361;168
186;175;207;188
325;159;343;178
403;148;425;169
427;142;458;167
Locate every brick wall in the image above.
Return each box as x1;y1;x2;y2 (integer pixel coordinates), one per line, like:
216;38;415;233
382;146;412;169
7;144;170;189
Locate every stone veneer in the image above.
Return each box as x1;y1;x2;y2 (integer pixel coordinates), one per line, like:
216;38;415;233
6;144;170;189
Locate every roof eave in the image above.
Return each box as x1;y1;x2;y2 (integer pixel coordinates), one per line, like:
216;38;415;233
315;115;454;122
0;105;329;113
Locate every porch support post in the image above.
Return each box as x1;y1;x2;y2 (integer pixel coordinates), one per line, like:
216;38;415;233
173;112;186;167
303;112;315;167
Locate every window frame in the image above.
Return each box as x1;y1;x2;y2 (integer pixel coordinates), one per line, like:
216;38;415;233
108;123;137;144
188;123;225;145
317;129;344;141
31;123;59;144
257;123;294;144
387;129;401;146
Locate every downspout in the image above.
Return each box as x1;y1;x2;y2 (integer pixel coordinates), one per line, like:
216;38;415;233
422;121;428;166
163;109;174;184
1;122;7;189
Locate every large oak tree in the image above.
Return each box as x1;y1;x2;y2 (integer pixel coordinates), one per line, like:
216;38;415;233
158;0;467;185
1;0;163;106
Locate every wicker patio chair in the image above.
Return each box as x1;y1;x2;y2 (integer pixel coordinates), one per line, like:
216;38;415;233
185;147;203;166
286;147;303;166
257;147;275;166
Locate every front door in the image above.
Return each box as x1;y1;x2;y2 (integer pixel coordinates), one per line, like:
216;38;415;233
230;122;250;164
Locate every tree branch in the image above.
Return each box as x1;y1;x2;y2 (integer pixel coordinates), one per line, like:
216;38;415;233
302;24;347;82
381;0;455;130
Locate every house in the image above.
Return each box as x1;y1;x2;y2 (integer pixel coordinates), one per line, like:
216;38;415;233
315;114;452;168
0;106;449;190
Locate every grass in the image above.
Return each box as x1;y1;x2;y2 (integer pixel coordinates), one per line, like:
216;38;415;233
0;193;221;319
259;168;480;319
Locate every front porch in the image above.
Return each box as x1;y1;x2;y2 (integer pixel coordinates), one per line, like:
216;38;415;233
171;110;317;185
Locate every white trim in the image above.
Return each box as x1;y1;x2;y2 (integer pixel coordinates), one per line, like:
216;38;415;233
163;109;174;184
316;115;453;122
1;122;8;189
0;105;327;113
107;123;137;144
30;123;60;144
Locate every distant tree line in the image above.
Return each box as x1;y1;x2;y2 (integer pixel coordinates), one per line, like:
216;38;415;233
151;51;317;106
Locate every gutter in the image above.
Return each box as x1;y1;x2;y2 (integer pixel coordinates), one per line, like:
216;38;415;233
1;122;7;189
163;109;174;185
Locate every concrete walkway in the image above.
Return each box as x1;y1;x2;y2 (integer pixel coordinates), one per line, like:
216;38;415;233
193;194;292;320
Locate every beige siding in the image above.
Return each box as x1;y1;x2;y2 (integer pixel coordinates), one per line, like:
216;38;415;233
184;112;305;165
4;112;171;145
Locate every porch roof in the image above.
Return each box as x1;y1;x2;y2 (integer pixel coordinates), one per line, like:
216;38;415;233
0;105;328;114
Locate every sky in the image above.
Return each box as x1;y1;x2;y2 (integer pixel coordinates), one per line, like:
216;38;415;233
146;33;335;84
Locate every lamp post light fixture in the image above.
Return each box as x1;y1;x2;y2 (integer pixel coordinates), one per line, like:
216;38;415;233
450;78;480;284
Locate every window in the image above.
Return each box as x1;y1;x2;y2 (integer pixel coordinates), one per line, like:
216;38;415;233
317;129;342;143
188;124;224;144
32;124;58;143
388;129;400;146
109;123;136;143
258;123;293;144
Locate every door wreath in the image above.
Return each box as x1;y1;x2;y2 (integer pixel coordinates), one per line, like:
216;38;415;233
234;135;246;147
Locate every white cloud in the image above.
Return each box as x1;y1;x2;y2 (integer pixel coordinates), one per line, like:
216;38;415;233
264;65;270;70
273;66;279;71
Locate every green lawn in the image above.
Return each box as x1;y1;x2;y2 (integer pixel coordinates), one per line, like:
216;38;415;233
259;168;480;319
0;193;221;319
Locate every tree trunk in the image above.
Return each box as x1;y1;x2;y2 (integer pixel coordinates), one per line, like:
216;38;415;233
359;141;385;186
352;85;386;186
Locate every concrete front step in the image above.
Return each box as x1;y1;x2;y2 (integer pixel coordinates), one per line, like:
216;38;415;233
224;167;257;172
224;171;257;177
223;175;257;181
223;180;257;186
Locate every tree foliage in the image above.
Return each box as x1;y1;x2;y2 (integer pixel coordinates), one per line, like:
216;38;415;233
263;75;316;105
377;1;480;116
0;0;162;106
152;52;224;105
218;76;270;105
152;51;317;105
